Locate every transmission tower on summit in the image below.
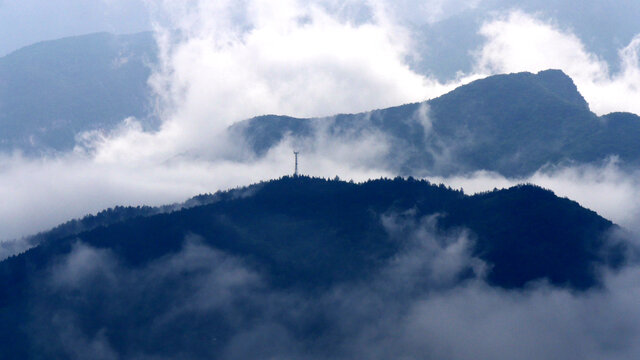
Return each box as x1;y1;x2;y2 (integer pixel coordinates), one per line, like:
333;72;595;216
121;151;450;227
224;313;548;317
293;151;299;177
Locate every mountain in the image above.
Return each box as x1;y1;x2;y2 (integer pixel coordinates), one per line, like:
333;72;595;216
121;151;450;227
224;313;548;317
0;32;157;153
0;176;628;358
232;70;640;177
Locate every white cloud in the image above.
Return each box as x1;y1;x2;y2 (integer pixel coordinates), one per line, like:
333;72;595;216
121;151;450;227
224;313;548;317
137;0;465;158
475;10;640;115
381;212;486;289
427;159;640;233
0;130;392;242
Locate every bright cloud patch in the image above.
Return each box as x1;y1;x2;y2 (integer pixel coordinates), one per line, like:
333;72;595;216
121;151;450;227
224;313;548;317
428;159;640;233
475;10;640;116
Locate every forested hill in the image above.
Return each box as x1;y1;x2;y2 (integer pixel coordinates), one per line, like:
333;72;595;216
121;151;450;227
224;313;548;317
233;70;640;177
0;176;623;293
0;176;629;358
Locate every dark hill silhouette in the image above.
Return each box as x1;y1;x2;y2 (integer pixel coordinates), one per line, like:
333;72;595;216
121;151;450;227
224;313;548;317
232;70;640;176
0;188;241;261
0;177;627;358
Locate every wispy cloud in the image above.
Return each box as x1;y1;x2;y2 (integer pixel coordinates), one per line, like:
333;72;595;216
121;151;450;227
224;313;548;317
23;223;640;359
427;158;640;234
475;10;640;115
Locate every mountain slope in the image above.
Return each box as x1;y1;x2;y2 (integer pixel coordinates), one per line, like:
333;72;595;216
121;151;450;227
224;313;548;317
233;70;640;176
0;190;233;261
0;32;157;153
0;177;626;358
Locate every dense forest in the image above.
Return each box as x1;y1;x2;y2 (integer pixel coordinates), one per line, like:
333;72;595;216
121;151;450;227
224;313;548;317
0;176;629;358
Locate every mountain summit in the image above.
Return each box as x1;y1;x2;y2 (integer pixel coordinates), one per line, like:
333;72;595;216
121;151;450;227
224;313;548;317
534;69;590;109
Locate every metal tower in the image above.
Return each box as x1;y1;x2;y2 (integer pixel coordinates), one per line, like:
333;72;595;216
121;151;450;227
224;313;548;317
293;151;299;177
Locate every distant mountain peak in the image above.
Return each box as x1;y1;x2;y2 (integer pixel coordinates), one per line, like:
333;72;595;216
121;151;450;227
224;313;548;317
448;69;589;111
535;69;589;109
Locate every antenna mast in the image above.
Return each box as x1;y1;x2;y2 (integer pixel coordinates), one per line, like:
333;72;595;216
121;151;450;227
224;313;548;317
293;151;299;177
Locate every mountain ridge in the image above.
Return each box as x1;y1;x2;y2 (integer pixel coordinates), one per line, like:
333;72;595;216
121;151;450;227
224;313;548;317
0;176;622;290
233;69;640;177
0;32;157;153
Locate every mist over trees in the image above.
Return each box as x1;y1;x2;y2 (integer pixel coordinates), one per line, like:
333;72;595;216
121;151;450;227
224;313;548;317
0;176;633;358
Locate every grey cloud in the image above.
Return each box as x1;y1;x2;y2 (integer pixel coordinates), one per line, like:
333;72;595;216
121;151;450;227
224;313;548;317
380;212;486;290
49;242;119;289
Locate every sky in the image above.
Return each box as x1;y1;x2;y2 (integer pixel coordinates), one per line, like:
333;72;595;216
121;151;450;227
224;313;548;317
0;0;640;242
0;0;151;56
2;0;640;75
